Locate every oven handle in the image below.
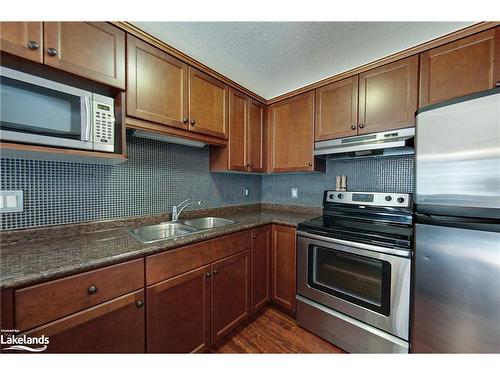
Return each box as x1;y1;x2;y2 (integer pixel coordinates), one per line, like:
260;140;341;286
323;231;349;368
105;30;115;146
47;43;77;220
297;230;412;258
80;97;92;142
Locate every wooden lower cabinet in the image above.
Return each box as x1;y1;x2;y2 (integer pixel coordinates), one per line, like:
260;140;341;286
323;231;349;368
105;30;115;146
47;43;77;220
23;290;145;353
251;226;272;314
271;225;297;315
211;250;251;344
146;265;211;353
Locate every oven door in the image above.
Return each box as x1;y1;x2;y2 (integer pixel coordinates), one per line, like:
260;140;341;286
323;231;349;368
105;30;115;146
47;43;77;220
297;231;411;340
0;66;93;150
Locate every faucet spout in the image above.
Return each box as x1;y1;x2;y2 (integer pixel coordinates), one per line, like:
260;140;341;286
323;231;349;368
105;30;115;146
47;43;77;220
172;199;203;221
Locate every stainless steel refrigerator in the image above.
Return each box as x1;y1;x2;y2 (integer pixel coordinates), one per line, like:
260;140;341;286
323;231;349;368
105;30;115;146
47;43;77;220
413;88;500;353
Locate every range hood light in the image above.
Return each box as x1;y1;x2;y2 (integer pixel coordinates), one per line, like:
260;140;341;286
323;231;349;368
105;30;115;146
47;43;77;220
131;130;206;148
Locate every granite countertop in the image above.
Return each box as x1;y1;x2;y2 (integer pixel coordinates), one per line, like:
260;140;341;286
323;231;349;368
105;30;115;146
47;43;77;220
0;205;321;290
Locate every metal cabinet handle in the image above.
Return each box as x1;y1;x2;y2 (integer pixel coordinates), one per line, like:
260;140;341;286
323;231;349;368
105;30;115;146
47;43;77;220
136;300;144;308
212;269;218;275
205;272;211;278
27;40;40;50
47;47;58;57
351;125;356;130
359;124;364;129
308;162;313;166
183;118;189;124
251;235;257;239
190;119;196;126
87;285;98;295
496;81;500;88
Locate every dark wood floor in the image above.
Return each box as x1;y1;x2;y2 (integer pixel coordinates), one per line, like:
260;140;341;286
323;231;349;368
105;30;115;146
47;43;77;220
213;307;345;353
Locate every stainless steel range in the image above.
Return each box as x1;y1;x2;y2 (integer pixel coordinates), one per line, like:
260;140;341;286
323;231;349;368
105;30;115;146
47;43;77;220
296;191;413;353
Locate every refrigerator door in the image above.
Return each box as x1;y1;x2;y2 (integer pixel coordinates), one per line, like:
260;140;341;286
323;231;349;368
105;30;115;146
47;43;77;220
415;88;500;218
412;223;500;353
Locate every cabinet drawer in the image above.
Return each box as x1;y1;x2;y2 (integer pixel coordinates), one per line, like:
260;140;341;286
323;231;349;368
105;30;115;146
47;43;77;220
15;258;144;331
146;230;251;285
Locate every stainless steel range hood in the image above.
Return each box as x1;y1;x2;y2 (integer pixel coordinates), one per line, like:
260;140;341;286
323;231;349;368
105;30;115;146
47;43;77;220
314;127;415;159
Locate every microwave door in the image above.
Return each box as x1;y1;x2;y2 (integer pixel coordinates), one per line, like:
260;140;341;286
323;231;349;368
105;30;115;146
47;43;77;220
0;67;94;151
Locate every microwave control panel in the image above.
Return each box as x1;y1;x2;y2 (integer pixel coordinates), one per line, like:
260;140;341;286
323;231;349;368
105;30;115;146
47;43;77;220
92;96;115;152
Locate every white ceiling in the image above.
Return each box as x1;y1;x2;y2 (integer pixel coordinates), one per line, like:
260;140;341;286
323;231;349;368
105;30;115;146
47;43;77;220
132;22;474;99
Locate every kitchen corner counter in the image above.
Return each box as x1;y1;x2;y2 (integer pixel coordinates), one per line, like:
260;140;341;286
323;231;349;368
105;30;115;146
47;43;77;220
0;205;321;290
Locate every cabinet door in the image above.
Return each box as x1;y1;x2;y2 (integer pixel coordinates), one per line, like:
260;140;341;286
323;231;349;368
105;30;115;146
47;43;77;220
127;35;189;129
358;56;418;134
189;67;229;139
248;99;265;172
147;265;211;353
315;76;359;141
271;225;297;314
420;28;500;107
0;22;43;63
251;226;272;314
211;250;251;344
228;88;248;171
268;91;315;172
43;22;125;89
23;290;145;353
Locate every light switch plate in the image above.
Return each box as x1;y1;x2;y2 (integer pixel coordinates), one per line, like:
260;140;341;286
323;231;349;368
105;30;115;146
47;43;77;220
0;190;24;213
291;188;298;198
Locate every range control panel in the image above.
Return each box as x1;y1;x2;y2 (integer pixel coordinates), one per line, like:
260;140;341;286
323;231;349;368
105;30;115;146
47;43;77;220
92;94;115;152
325;191;411;208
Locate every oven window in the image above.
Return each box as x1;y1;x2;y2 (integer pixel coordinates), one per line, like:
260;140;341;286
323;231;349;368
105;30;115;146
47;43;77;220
308;246;391;315
0;76;82;139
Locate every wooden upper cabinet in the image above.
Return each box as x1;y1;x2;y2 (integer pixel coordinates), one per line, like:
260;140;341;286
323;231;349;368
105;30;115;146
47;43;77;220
189;67;229;139
43;22;125;89
248;99;266;172
23;290;145;353
251;226;272;314
420;28;500;107
315;76;359;141
0;22;43;63
271;225;297;315
228;88;248;171
211;250;251;344
268;91;315;172
127;35;188;129
147;265;211;353
358;56;418;134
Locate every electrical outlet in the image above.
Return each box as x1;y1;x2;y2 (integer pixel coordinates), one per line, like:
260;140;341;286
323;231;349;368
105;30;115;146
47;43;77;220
0;190;23;213
244;188;249;197
291;188;298;198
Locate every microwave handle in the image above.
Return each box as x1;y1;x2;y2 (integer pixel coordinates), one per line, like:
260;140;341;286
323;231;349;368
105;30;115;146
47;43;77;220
80;97;92;142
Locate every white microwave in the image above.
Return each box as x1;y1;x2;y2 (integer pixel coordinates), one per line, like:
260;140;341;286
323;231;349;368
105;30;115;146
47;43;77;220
0;66;115;153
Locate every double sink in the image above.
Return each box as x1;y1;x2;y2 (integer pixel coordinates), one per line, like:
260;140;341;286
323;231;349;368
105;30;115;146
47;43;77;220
129;217;236;244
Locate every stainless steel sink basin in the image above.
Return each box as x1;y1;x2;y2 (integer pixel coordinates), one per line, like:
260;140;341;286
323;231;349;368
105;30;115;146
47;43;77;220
128;217;235;243
128;222;197;244
181;217;235;230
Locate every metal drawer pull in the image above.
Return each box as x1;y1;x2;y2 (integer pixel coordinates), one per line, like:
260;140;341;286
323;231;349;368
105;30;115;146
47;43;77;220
136;300;144;308
27;40;40;50
47;47;58;57
87;284;98;295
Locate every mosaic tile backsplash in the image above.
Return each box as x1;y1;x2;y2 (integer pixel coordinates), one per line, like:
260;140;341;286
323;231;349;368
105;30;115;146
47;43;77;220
0;136;262;230
262;155;414;207
1;135;414;231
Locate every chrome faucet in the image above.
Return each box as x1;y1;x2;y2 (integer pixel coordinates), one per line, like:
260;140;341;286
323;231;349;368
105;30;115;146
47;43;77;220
172;199;203;221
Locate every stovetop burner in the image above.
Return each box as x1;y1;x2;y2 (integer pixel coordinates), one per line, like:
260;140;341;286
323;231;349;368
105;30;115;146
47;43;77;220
298;191;414;250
